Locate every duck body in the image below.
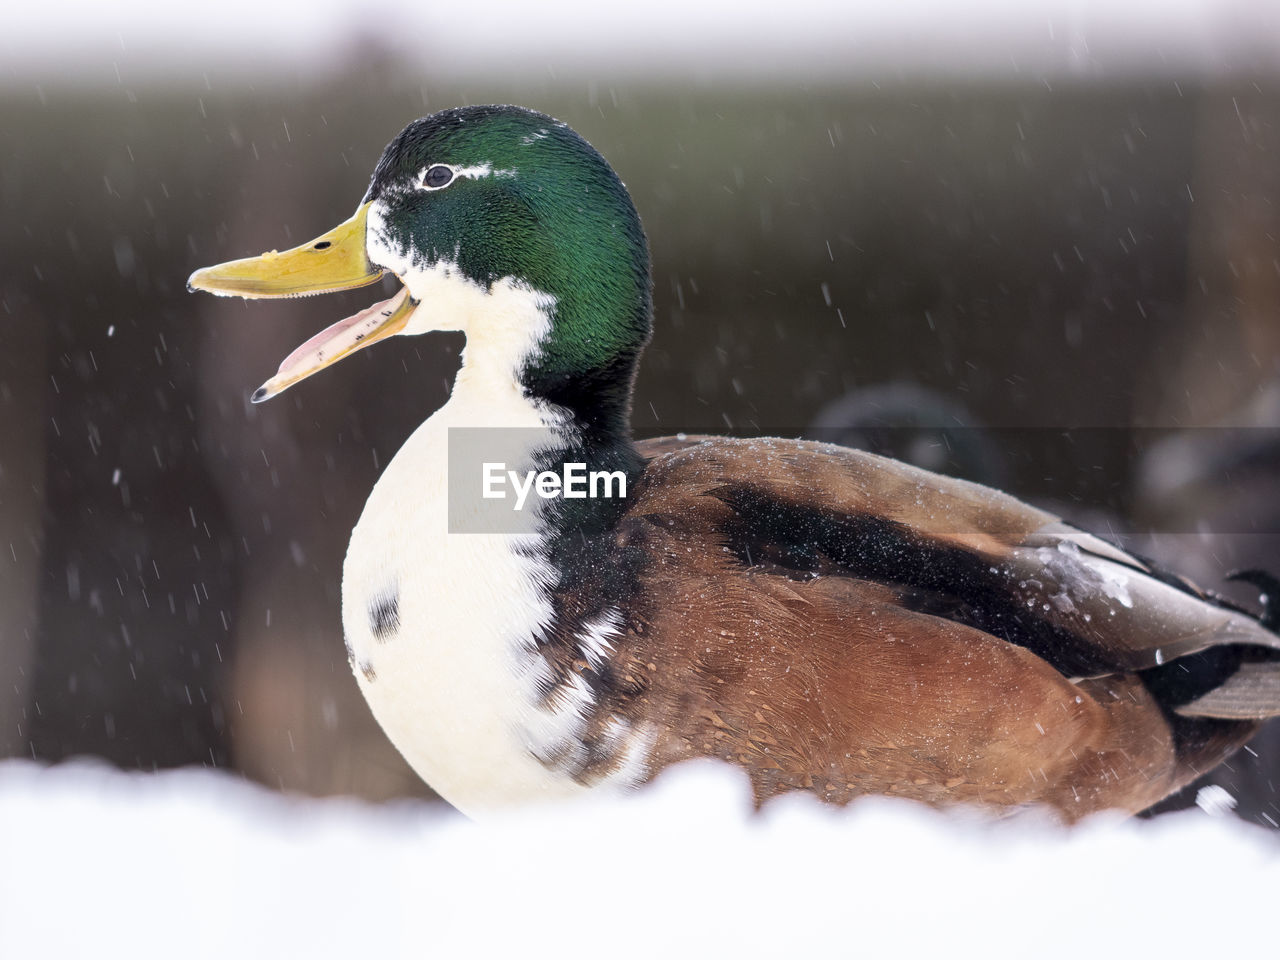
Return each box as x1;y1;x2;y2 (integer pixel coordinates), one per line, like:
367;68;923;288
190;105;1280;820
344;418;1273;819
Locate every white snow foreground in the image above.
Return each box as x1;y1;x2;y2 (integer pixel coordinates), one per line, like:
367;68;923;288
1;760;1276;958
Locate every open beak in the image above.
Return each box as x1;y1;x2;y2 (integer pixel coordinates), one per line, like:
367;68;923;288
188;201;419;402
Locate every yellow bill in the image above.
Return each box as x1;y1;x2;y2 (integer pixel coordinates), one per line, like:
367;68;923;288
189;200;421;401
187;201;383;299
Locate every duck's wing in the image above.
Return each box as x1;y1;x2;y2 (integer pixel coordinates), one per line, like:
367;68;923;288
631;435;1280;688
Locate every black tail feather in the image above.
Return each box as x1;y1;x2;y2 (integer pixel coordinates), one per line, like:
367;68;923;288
1142;569;1280;723
1174;658;1280;720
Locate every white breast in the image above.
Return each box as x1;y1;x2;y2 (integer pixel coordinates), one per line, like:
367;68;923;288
341;379;598;817
337;257;660;814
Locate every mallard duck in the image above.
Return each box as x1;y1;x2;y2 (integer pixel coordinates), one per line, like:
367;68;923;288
190;105;1280;820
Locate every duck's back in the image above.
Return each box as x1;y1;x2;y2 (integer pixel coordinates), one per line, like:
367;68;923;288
542;435;1280;819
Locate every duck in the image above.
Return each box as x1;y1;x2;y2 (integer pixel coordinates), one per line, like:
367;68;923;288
189;104;1280;821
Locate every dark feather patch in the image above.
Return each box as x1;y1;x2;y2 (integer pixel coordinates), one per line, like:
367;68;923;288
711;485;1117;677
368;588;400;642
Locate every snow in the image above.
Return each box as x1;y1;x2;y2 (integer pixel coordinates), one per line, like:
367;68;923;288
1196;784;1239;817
1;759;1277;958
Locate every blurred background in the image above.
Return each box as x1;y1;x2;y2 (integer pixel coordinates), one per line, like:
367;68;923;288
1;0;1278;824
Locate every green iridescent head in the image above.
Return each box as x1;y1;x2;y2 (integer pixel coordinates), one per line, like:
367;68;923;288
365;106;653;429
189;105;653;434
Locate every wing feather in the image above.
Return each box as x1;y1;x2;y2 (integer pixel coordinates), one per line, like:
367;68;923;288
633;436;1280;677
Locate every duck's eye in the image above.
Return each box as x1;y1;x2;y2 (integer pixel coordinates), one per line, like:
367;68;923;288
422;165;454;190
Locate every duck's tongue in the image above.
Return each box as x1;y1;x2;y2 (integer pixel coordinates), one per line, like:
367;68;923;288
252;287;419;403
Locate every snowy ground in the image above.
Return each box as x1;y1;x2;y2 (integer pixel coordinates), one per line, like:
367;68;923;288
1;760;1276;958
